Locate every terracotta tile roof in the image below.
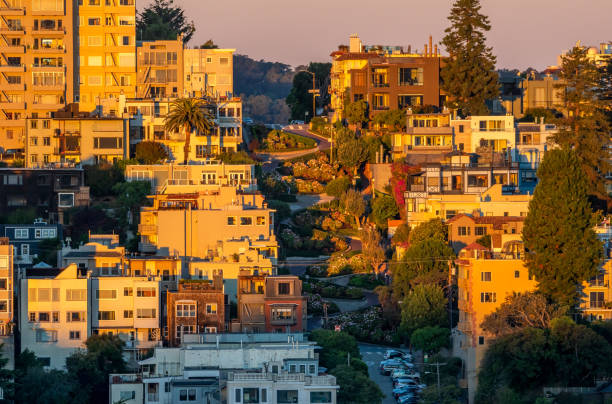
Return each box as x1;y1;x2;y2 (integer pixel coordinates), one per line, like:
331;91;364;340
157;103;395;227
464;242;488;250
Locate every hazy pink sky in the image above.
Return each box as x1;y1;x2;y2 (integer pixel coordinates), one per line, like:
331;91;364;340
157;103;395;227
141;0;611;70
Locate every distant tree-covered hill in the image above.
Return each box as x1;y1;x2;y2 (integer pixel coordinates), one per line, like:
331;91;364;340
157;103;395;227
233;54;294;124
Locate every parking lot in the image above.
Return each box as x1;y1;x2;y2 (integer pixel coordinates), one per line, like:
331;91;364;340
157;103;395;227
359;343;399;404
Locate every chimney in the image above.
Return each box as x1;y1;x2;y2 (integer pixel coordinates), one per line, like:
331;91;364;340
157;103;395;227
349;34;362;53
434;44;438;57
429;35;433;57
424;44;428;56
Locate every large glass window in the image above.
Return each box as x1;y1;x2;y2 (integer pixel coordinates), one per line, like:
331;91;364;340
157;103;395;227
398;67;423;86
176;303;196;317
243;388;259;404
398;95;422;109
310;391;332;403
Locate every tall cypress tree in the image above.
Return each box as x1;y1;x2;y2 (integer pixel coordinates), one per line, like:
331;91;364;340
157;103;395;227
553;46;611;200
441;0;499;116
522;149;602;307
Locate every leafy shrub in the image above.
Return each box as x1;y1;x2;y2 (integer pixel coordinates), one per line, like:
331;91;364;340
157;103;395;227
348;274;385;290
135;141;168;164
217;151;256;164
325;177;351;198
347;288;364;299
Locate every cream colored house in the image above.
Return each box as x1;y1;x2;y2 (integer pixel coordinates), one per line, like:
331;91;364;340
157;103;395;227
125;161;257;194
138;187;278;262
24;113;129;167
183;48;235;99
20;264;161;369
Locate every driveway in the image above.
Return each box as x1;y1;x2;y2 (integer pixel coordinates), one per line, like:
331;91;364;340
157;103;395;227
360;343;397;404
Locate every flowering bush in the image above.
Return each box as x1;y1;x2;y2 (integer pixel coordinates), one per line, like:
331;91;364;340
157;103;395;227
327;253;368;275
284;153;339;183
294;179;325;194
327;306;401;345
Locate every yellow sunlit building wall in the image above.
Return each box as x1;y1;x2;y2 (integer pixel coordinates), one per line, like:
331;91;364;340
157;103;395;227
77;0;136;112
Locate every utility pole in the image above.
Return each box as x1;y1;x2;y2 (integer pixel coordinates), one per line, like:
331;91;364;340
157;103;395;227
302;70;319;121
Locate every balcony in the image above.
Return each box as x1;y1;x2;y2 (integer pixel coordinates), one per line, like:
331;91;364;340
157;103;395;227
405;126;453;135
0;45;24;53
31;103;64;110
0;64;24;72
109;374;142;385
139;242;156;253
31;83;64;91
1;83;24;91
32;27;65;35
31;64;64;71
0;26;24;34
31;46;65;54
138;224;157;234
0;118;25;127
270;317;297;326
0;102;24;109
54;146;80;155
216;116;241;124
0;6;25;15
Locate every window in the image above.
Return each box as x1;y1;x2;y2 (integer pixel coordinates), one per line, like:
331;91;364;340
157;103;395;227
58;193;74;208
21;244;29;256
66;289;87;301
29;312;36;322
122;36;130;45
310;392;332;403
137;308;156;318
67;311;86;322
96;290;117;299
124;287;132;296
206;303;217;314
372;93;389;110
0;301;8;312
277;390;298;404
475;226;487;236
52;312;59;322
480;292;496;303
271;307;293;321
590;292;605;308
204;326;217;333
38;312;50;323
240;217;252;225
309;364;316;374
177;303;196;317
468;175;488;187
398;67;424;86
235;389;241;403
69;331;81;340
36;329;57;342
458;227;470;236
227;217;237;226
481;272;491;282
261;388;267;403
458;125;464;133
136;287;156;297
120;391;135;401
176;325;196;338
278;282;290;295
98;311;115;320
514;270;520;278
478;336;485;345
88;18;100;25
256;216;266;225
243;388;259;404
123;310;133;318
14;228;28;239
93;137;122;149
0;279;6;290
300;364;306;373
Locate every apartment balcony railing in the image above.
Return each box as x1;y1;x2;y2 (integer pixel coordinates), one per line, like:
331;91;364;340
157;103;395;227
372;82;390;88
138;224;157;234
0;6;25;15
0;63;24;72
270;317;297;326
110;374;142;384
228;373;337;386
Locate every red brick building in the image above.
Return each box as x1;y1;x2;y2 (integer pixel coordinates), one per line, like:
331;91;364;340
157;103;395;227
264;276;307;333
166;272;225;346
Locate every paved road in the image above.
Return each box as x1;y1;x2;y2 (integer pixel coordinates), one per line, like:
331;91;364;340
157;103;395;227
360;343;397;404
256;125;331;174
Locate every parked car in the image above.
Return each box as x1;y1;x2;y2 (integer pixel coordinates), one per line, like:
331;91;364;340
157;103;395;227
290;120;304;125
381;360;407;375
384;349;404;360
397;393;418;404
393;386;416;399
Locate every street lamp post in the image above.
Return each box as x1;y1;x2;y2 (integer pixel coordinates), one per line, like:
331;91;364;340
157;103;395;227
299;70;318;121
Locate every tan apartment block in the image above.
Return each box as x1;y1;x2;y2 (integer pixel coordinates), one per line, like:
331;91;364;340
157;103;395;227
77;0;136;112
125;161;257;194
183;48;234;98
138;187;278;260
136;37;183;99
24;110;129;166
0;0;75;154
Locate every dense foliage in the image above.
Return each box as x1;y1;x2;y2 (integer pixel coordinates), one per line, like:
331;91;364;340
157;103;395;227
137;0;195;42
441;0;499;115
523;149;602;307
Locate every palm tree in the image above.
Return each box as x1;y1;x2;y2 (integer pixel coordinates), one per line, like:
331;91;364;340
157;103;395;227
164;98;213;164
